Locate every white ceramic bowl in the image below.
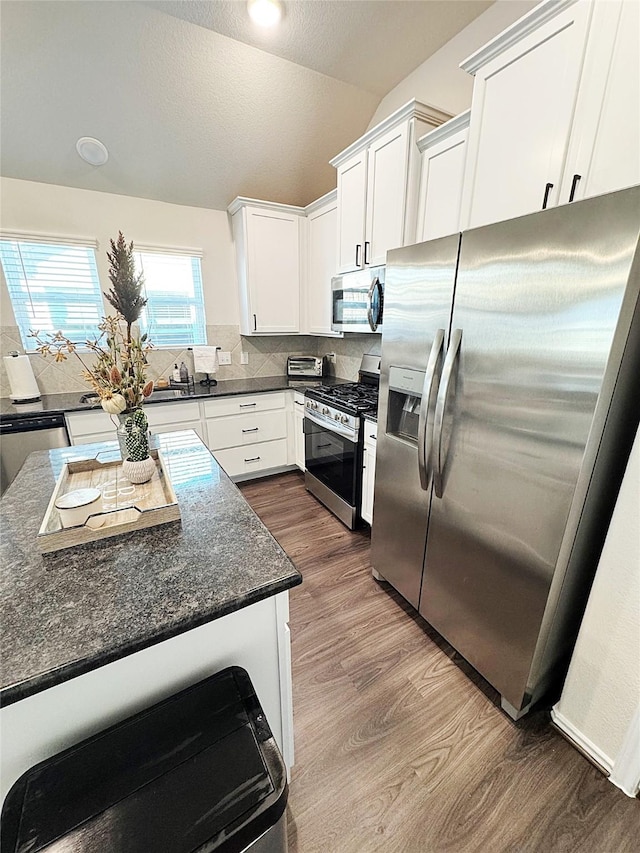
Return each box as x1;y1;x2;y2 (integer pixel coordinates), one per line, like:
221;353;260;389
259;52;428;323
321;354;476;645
55;487;103;528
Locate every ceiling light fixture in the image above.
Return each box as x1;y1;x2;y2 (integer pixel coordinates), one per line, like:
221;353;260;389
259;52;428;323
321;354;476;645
76;137;109;166
247;0;283;28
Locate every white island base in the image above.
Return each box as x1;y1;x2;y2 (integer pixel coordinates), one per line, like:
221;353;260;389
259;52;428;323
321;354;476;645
0;591;293;807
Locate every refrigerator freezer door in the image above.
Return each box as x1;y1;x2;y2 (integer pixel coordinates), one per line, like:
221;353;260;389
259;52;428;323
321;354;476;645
419;186;640;710
371;235;459;608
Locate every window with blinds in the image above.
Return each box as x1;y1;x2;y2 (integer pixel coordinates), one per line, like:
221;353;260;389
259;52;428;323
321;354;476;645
0;239;104;350
135;251;206;347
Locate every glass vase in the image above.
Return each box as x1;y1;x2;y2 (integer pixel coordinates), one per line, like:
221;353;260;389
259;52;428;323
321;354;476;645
115;409;149;460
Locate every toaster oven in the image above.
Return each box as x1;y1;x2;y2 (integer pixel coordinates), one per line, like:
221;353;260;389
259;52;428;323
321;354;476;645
287;356;326;378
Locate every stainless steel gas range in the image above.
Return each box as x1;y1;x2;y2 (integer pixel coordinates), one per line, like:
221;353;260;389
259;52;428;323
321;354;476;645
304;354;380;529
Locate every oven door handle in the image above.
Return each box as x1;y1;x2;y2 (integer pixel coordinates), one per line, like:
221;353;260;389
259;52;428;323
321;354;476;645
417;329;445;491
304;409;358;443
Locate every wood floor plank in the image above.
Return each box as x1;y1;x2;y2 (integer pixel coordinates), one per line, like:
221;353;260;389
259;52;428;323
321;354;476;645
239;472;639;852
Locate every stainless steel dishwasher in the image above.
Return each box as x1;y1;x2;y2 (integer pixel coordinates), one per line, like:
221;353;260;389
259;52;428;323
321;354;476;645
0;412;70;496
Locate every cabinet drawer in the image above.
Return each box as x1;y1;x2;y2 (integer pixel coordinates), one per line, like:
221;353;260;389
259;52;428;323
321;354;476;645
66;410;112;438
146;402;201;427
203;392;286;419
364;420;378;442
213;439;288;479
207;411;287;451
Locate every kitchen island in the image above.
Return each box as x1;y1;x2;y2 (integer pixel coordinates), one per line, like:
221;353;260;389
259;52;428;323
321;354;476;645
0;430;301;805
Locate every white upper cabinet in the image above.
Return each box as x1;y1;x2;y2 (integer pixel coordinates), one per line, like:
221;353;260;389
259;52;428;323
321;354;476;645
460;0;592;229
559;0;640;202
229;198;304;335
335;151;368;273
459;0;639;230
415;110;470;243
331;100;452;274
303;190;340;337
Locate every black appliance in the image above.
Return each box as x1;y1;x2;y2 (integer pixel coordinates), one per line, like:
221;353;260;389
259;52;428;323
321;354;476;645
304;354;380;528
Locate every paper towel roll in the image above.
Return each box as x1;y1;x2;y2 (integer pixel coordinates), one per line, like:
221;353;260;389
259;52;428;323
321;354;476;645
4;354;41;402
193;346;219;375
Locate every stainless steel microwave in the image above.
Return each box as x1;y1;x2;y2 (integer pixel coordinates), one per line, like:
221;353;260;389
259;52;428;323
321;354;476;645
331;266;384;333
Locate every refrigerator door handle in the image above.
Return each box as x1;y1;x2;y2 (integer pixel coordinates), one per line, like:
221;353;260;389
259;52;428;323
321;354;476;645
433;328;462;499
417;329;445;491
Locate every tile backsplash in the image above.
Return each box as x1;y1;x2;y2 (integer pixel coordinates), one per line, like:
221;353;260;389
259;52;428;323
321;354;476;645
0;325;380;398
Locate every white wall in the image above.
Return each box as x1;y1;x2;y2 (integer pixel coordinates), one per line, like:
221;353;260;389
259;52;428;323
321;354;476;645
553;425;640;795
0;177;239;326
367;0;538;127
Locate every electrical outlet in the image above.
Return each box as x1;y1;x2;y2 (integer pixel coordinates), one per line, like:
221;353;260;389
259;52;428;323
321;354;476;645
326;352;336;364
217;351;232;365
240;351;249;365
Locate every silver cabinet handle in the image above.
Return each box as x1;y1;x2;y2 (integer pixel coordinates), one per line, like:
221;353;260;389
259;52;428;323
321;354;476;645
433;329;462;499
244;456;261;462
242;427;259;433
417;329;445;492
239;402;257;408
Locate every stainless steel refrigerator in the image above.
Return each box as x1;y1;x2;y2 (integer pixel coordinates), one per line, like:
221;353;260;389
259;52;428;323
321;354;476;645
371;185;640;719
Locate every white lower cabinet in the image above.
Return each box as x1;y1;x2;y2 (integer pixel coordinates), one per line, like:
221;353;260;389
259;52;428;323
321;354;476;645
361;420;377;526
65;392;298;482
204;392;293;481
65;402;203;446
293;392;305;471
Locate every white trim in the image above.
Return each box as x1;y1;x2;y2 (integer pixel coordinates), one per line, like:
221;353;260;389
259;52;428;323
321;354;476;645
133;243;203;258
609;706;640;798
0;230;99;249
460;0;582;75
417;110;471;153
304;188;337;215
227;196;306;216
329;99;452;168
550;707;614;774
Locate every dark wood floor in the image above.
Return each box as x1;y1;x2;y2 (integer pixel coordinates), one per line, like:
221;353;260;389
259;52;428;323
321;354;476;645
239;472;639;853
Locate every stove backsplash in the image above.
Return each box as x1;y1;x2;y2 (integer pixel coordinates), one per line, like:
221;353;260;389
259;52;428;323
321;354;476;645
0;324;379;398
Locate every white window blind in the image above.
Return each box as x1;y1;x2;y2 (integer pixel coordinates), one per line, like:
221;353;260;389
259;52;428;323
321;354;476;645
0;239;104;350
135;251;206;347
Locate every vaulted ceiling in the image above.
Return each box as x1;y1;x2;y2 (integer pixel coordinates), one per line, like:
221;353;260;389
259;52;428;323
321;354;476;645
0;0;493;210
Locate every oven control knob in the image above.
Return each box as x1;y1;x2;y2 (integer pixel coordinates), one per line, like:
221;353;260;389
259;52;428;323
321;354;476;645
322;407;330;415
334;413;340;421
340;415;349;424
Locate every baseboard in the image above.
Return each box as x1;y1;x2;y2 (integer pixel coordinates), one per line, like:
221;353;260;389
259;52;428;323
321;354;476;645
550;708;613;776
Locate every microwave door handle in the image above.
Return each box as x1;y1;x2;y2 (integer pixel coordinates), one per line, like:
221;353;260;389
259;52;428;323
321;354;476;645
432;329;462;499
375;278;383;327
417;329;445;491
366;280;377;331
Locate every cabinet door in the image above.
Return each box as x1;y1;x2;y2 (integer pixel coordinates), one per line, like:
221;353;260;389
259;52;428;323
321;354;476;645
560;0;640;204
293;393;305;471
460;1;592;229
366;122;410;266
416;119;469;243
306;199;339;336
361;422;378;525
247;208;300;334
336;150;367;273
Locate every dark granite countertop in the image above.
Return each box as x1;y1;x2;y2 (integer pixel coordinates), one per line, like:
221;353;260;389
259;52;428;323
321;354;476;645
0;430;302;707
0;375;349;420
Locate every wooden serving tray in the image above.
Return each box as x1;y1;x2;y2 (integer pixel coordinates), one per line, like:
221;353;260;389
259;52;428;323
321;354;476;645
37;449;181;554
